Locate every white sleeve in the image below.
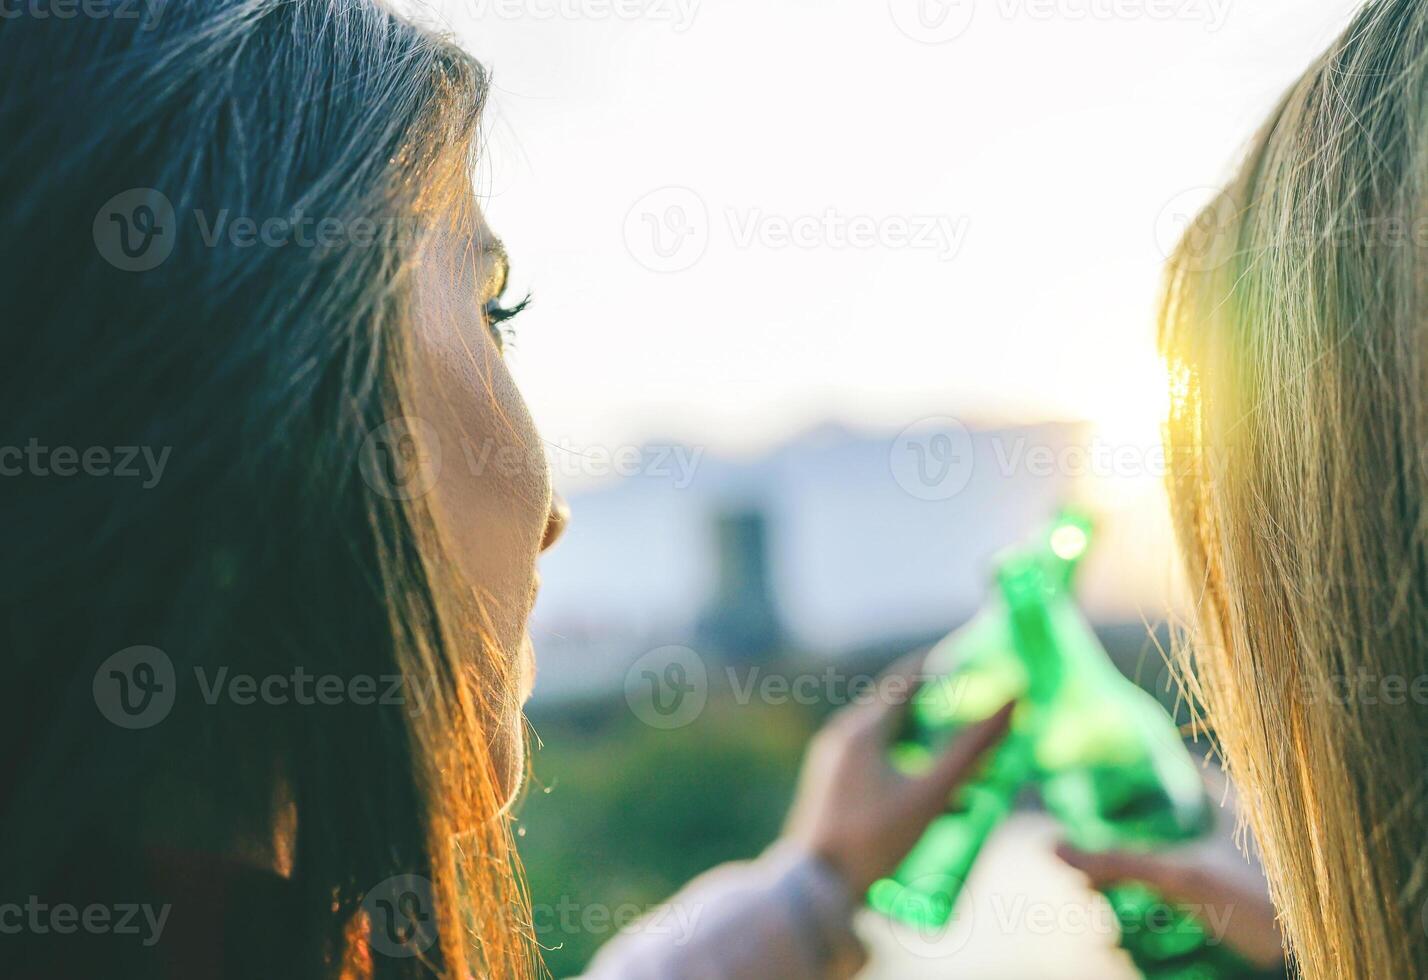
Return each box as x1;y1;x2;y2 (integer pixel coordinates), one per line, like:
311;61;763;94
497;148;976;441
574;841;866;980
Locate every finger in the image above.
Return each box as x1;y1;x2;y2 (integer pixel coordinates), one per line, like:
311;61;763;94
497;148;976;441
1055;843;1287;970
1054;844;1209;903
908;700;1015;811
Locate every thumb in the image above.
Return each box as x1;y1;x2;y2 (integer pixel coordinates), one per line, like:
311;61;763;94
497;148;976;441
907;701;1015;813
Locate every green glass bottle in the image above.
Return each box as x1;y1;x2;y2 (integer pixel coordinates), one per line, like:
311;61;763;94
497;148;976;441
870;509;1268;978
866;585;1036;928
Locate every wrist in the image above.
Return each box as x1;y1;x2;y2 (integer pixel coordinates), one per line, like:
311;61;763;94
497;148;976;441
790;831;877;894
765;839;866;976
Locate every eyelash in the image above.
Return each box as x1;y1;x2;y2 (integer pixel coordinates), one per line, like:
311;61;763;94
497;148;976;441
483;294;530;350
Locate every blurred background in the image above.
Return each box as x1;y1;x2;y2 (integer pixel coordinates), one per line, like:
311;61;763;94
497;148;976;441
410;0;1363;974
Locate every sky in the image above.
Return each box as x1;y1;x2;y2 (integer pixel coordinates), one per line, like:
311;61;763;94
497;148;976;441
413;0;1365;465
382;0;1372;635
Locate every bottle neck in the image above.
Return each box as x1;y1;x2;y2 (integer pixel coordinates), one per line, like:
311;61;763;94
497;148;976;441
997;558;1064;704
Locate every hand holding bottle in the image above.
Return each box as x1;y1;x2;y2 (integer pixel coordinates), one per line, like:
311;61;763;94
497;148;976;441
1056;837;1285;972
783;655;1014;894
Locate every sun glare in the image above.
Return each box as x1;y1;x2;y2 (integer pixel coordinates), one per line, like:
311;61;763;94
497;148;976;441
1085;347;1172;450
1050;524;1090;562
1068;344;1175;511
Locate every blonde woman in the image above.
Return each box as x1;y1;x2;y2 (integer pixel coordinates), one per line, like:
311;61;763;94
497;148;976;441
1160;0;1428;976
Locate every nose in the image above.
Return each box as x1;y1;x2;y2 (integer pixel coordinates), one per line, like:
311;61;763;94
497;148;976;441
540;491;569;553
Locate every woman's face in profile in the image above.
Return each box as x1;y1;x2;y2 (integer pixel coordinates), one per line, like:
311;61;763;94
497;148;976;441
410;215;566;792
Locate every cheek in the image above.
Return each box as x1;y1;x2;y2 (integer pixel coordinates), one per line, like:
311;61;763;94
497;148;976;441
412;338;550;650
412;344;544;812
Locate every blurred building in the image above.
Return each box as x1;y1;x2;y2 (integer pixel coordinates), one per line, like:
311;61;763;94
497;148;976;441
694;508;784;661
529;419;1179;702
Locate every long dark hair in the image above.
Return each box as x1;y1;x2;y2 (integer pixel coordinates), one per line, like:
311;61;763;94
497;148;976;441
0;1;537;976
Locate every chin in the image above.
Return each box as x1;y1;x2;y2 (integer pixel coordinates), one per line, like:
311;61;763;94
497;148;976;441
492;711;528;814
488;635;535;811
518;633;537;702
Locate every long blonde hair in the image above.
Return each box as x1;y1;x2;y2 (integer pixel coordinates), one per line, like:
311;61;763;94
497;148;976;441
1161;2;1428;976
